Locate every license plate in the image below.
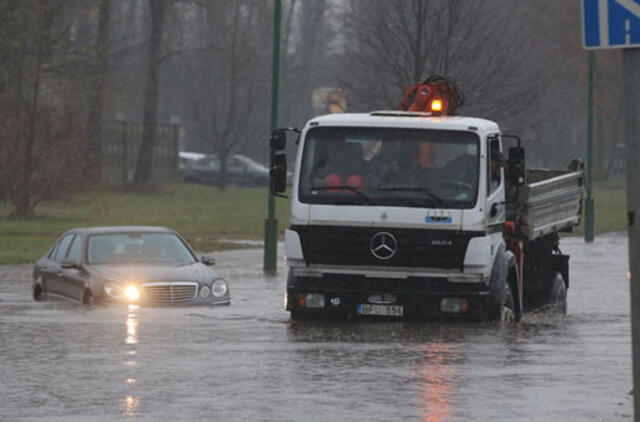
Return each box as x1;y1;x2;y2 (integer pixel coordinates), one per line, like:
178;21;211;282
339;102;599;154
357;304;404;317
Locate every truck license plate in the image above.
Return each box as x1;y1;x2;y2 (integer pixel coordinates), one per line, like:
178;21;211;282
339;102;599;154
357;304;404;317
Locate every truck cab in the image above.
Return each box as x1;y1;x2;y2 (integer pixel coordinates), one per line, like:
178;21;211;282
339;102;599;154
270;84;582;321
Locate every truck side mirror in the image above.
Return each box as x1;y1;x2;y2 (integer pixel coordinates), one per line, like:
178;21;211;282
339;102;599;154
271;152;287;194
270;130;286;150
507;146;525;187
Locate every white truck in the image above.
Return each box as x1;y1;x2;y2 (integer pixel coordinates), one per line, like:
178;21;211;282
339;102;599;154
269;78;583;321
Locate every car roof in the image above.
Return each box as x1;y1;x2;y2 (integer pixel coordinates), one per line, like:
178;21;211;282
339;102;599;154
66;226;176;235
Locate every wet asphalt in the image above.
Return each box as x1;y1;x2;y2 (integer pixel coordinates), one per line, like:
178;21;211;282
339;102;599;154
0;233;633;421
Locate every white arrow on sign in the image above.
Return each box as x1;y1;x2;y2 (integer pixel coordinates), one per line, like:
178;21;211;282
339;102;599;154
600;0;610;45
616;0;640;18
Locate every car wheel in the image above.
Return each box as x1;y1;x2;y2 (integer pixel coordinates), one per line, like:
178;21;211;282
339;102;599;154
499;283;516;324
33;277;46;302
82;289;94;307
546;273;567;314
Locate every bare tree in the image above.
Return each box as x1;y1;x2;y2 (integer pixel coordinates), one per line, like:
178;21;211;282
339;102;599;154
85;0;112;183
0;0;86;215
133;0;167;183
179;0;270;189
337;0;532;119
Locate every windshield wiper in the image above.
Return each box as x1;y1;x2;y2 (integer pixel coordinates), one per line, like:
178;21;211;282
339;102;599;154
377;185;444;207
309;185;374;204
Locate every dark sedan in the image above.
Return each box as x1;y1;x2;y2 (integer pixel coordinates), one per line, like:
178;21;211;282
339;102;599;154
32;226;230;306
179;153;269;186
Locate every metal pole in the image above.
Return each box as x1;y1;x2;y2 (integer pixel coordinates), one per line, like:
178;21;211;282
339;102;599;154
585;50;595;242
263;0;281;274
623;47;640;422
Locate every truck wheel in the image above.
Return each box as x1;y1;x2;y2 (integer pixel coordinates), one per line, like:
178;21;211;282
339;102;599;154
499;283;516;323
546;273;567;314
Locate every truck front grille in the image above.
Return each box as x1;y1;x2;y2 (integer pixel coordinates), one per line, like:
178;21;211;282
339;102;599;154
292;225;479;270
142;282;198;303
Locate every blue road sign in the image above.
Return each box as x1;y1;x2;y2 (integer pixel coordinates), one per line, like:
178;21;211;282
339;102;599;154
584;0;640;49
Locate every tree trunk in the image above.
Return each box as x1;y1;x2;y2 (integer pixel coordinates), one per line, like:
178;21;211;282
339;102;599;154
218;148;228;190
85;0;111;183
133;0;165;184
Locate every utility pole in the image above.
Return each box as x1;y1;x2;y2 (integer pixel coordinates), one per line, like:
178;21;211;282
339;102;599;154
624;48;640;422
585;50;595;242
263;0;281;274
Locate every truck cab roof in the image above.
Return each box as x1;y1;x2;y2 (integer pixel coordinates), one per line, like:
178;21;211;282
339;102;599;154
306;112;500;134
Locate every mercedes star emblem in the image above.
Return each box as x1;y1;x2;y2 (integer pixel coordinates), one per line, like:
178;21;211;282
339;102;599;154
370;232;397;260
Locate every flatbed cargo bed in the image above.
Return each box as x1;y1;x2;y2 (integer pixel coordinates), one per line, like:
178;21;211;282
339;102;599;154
507;160;584;240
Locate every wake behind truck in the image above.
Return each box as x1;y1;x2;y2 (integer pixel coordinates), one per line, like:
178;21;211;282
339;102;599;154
269;77;584;321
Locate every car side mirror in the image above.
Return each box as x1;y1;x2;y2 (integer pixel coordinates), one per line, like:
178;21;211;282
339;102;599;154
60;259;81;269
201;255;216;266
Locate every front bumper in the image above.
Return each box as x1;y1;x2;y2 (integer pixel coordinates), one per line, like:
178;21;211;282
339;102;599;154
286;273;491;320
101;281;230;306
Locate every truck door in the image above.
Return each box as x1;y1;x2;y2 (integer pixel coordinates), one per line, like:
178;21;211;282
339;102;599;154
486;136;506;228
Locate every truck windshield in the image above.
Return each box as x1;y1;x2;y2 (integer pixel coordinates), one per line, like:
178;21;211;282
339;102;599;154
299;127;480;208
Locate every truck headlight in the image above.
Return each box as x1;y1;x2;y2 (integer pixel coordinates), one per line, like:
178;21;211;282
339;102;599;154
211;279;228;298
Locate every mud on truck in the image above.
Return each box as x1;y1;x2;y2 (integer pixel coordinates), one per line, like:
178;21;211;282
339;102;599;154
269;76;584;322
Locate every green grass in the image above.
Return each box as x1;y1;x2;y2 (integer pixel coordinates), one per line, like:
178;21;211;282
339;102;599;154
0;184;290;264
572;178;627;237
0;179;628;265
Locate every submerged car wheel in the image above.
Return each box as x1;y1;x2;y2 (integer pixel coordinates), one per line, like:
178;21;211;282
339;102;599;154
82;289;94;307
33;277;46;302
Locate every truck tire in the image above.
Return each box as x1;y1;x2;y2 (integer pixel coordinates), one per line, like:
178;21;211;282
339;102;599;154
546;273;567;314
499;282;516;323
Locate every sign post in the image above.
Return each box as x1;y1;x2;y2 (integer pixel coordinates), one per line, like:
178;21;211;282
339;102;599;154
583;1;640;418
264;0;281;274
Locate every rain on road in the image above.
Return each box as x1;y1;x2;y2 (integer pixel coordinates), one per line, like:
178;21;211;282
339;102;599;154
0;233;632;421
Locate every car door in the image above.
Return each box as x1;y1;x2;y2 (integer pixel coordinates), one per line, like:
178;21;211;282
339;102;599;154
39;241;61;295
47;234;75;296
59;234;85;301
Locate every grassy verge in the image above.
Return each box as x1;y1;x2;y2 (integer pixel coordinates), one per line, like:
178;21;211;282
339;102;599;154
0;179;628;265
572;178;627;237
0;184;290;265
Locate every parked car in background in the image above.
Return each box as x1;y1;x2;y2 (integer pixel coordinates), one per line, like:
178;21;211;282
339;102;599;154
179;151;269;186
32;226;230;306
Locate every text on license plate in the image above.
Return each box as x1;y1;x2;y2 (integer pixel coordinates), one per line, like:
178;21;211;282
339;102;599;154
357;304;404;317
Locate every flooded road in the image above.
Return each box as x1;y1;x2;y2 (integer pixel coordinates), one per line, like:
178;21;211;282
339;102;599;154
0;233;632;421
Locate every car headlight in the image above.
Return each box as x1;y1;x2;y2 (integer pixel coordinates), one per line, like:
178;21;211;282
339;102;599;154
199;285;211;298
104;282;124;299
211;279;228;298
124;285;140;301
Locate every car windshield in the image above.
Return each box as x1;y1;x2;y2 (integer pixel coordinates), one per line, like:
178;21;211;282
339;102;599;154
299;127;480;208
87;233;197;265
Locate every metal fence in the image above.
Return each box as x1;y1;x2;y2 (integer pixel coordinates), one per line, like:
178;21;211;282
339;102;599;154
101;121;179;183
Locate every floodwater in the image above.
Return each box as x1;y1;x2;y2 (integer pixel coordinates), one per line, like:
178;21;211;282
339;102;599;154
0;233;632;421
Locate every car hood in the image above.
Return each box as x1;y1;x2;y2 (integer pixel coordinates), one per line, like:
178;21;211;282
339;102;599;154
90;262;215;284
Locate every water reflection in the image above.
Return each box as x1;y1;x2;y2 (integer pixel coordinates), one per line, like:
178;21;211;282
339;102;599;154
123;305;139;416
419;343;454;422
121;395;140;416
126;305;139;345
